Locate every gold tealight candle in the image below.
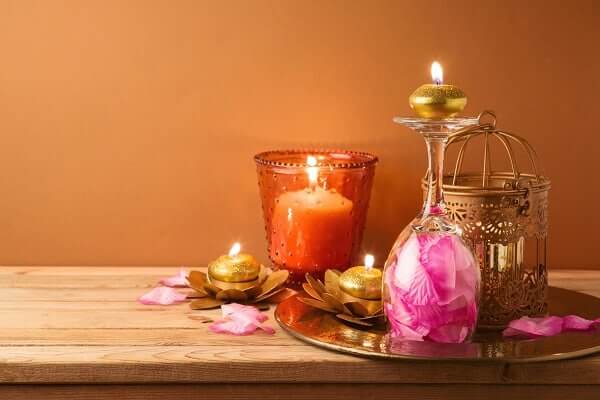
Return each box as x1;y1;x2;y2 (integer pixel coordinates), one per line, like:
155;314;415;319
338;254;382;313
207;242;261;290
409;61;467;119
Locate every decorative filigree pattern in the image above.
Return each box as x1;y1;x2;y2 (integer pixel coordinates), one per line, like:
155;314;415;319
445;188;549;328
421;114;551;329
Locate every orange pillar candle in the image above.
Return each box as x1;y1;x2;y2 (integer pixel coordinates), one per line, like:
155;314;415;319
255;150;378;285
270;156;353;280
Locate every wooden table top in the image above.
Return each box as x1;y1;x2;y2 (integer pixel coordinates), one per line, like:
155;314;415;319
1;266;599;400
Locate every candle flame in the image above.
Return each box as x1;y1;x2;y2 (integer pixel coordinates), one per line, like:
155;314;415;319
306;155;318;185
364;254;375;271
228;242;241;257
431;61;443;85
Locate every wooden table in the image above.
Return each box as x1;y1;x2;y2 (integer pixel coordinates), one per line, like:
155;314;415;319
1;267;599;400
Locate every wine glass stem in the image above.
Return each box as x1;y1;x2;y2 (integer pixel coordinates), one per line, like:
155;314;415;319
422;136;447;217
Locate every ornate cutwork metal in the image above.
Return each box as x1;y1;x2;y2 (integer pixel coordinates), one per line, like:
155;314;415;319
425;111;550;329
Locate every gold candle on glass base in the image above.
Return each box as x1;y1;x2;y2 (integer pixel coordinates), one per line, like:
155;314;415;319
207;243;261;290
409;61;467;119
338;254;382;313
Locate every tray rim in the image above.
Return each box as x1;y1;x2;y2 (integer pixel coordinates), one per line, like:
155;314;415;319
275;287;600;363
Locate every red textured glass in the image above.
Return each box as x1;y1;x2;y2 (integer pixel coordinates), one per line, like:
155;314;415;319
254;149;377;285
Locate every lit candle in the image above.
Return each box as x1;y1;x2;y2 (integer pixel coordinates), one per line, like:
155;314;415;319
207;242;261;290
270;156;354;280
409;61;467;119
338;254;382;300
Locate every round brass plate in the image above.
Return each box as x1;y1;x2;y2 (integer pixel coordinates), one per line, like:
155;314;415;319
275;287;600;362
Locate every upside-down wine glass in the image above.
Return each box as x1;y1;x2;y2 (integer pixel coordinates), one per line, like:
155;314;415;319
382;116;481;343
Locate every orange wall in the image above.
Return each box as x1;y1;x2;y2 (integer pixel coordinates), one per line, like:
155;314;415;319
0;0;598;268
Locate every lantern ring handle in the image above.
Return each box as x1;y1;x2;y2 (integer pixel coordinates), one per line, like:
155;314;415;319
477;110;497;130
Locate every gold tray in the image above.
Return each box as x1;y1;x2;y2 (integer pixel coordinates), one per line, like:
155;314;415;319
275;287;600;362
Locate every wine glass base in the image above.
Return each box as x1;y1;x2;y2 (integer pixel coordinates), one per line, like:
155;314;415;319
393;116;479;136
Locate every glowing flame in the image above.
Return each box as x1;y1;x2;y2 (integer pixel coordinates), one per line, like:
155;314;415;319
306;155;318;185
228;242;241;257
364;254;375;271
431;61;443;85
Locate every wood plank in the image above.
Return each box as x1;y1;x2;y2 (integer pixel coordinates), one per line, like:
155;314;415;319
0;345;599;385
0;269;598;299
0;328;299;346
0;345;502;384
0;274;160;289
1;266;598;295
0;266;182;275
0;266;598;388
0;308;223;329
1;383;599;400
0;288;174;302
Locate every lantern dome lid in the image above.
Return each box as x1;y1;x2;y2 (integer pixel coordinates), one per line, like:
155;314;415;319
443;111;550;196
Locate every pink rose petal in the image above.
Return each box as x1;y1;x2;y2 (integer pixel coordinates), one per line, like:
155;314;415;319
385;299;431;338
159;268;189;287
503;316;564;337
419;234;457;304
384;232;479;344
209;303;275;335
504;315;600;337
562;315;598;331
427;323;470;343
451;236;479;302
138;286;187;305
393;235;439;306
390;321;426;341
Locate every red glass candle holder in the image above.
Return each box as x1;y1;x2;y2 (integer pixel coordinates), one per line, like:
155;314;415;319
254;149;378;285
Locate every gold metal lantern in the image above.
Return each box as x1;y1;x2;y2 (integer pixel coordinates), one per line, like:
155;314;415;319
423;111;550;329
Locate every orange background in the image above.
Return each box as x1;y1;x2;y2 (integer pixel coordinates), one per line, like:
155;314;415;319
0;0;598;268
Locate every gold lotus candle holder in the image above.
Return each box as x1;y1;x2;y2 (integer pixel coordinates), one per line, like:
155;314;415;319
188;243;290;310
424;111;550;329
298;255;385;327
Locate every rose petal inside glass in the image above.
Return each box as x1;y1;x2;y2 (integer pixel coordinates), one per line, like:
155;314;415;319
384;231;479;343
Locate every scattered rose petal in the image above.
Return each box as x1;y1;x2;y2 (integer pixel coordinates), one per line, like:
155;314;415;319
138;286;188;305
384;232;479;343
209;303;275;335
159;268;189;287
504;316;563;337
504;315;600;338
563;315;600;331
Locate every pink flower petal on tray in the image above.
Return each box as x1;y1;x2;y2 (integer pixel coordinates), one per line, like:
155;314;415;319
504;315;600;337
209;303;275;335
503;316;564;337
562;315;599;331
138;286;187;305
159;268;189;287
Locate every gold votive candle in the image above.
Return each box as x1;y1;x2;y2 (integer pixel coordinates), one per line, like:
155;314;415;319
338;254;382;313
409;61;467;119
207;243;261;290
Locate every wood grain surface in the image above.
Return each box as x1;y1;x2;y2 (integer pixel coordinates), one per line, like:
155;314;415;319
0;267;599;399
